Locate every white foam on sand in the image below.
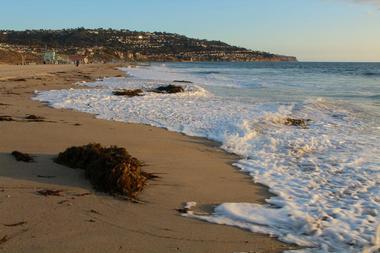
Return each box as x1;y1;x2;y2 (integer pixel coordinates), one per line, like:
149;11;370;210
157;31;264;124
33;66;380;253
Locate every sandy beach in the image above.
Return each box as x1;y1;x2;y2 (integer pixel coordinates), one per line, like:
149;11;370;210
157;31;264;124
0;64;294;253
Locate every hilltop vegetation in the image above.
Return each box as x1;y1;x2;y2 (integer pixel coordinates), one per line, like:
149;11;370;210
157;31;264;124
0;28;297;63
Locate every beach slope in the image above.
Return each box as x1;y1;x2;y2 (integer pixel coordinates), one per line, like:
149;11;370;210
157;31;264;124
0;64;293;253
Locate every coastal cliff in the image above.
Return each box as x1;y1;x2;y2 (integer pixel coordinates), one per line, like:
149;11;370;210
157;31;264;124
0;28;297;64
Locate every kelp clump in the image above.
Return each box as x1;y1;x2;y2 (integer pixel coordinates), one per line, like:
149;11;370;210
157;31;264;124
25;115;45;122
153;84;184;94
112;89;144;97
284;118;311;129
55;143;152;198
0;115;14;121
112;85;185;97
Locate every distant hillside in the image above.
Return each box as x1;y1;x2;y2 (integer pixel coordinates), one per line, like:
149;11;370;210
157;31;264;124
0;28;297;64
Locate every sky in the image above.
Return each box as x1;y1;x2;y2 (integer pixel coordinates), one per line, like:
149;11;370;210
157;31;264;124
0;0;379;62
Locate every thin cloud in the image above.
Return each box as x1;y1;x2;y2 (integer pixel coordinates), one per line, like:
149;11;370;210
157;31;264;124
350;0;380;7
332;0;380;10
353;0;380;3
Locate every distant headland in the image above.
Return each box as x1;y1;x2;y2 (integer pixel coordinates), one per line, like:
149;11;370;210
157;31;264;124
0;28;297;64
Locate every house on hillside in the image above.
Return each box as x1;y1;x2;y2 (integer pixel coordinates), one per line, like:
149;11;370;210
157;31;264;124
69;55;89;65
43;51;57;64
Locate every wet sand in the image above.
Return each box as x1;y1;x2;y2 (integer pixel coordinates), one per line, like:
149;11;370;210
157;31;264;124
0;64;294;253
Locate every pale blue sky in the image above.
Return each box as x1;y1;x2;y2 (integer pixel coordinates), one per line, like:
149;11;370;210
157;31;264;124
0;0;379;61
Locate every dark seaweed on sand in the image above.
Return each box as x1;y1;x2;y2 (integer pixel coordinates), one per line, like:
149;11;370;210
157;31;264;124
3;221;27;227
37;189;63;196
0;235;9;245
55;143;155;198
25;115;45;122
11;151;34;162
0;115;14;121
9;78;27;82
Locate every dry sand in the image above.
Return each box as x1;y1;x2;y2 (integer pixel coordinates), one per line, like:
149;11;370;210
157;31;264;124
0;64;295;253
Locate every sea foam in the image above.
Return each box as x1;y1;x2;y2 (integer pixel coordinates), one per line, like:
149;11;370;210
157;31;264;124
34;64;380;253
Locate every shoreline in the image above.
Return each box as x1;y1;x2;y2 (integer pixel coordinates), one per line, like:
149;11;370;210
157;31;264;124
0;64;295;252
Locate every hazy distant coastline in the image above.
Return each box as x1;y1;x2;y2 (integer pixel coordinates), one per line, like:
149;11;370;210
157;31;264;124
0;28;297;64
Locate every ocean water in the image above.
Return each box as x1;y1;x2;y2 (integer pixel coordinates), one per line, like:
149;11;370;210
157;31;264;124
34;62;380;253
